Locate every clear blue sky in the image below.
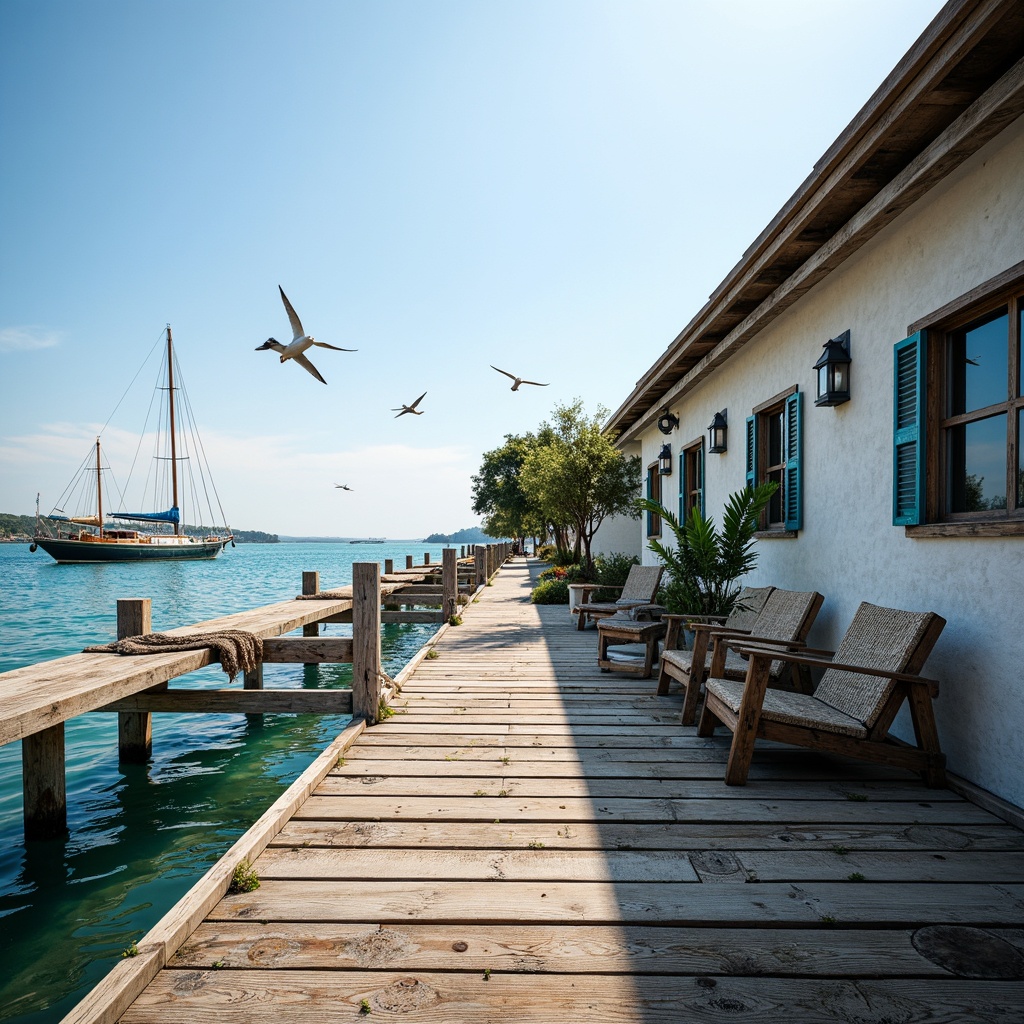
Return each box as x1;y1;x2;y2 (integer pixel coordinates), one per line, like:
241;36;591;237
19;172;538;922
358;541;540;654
0;0;946;537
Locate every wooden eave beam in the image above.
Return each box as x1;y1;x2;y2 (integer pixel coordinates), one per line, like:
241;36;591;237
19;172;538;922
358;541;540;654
606;0;1018;442
615;55;1024;445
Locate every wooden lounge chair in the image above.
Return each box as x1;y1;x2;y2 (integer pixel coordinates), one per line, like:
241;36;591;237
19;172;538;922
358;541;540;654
661;588;823;726
657;585;774;697
698;601;947;787
571;565;663;631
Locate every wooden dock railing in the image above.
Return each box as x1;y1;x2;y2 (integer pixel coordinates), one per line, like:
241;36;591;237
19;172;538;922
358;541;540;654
2;546;512;842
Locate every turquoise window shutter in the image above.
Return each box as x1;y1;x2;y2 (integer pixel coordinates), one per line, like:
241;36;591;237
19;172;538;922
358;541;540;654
784;391;803;531
678;452;686;522
745;416;756;489
893;332;925;525
698;444;706;517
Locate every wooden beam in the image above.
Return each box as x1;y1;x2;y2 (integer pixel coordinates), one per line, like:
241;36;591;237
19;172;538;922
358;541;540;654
261;637;353;664
99;690;355;715
381;611;444;624
443;548;458;623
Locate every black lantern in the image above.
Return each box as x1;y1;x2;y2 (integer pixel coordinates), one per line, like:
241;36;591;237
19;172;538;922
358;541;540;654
658;443;673;475
814;330;851;406
707;410;728;453
657;407;679;435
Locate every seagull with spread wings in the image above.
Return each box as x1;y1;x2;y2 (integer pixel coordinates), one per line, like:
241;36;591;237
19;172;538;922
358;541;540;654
392;392;427;418
255;285;356;384
490;365;549;391
335;484;353;491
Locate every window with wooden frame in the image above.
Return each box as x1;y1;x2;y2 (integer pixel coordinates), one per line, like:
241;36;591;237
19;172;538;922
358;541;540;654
746;387;802;534
646;462;662;537
895;263;1024;536
678;438;705;523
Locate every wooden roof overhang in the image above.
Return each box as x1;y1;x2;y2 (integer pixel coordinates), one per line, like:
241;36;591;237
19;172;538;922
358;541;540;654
606;0;1024;445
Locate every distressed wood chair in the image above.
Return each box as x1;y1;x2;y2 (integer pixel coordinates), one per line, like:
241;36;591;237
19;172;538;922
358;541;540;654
657;586;775;699
698;601;947;787
661;588;823;726
571;565;663;631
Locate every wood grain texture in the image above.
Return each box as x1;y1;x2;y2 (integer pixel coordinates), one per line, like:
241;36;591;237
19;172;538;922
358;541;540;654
67;556;1024;1024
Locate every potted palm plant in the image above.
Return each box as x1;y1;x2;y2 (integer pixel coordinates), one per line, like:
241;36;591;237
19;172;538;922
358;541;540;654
636;482;778;619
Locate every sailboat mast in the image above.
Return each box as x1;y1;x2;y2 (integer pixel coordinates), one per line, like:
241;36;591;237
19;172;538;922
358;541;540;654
166;325;180;536
95;437;103;538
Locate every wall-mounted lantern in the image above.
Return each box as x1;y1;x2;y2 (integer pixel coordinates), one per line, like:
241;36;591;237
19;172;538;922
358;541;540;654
814;330;851;406
657;407;679;435
707;410;728;453
658;443;673;475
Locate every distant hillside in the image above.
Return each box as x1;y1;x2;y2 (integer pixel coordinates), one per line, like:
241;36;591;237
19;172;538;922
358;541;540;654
0;512;277;544
423;526;505;544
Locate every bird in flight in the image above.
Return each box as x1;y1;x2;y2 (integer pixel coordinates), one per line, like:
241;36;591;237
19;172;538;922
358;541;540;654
335;484;353;491
255;285;356;384
490;365;549;391
393;392;427;418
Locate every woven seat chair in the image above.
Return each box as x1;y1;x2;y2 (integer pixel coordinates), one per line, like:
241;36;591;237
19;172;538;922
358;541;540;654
698;601;947;787
661;588;823;726
571;565;663;631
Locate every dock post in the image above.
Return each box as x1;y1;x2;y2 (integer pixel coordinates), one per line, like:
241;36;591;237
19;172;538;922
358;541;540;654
384;559;394;575
351;562;382;723
302;572;320;666
423;552;430;565
405;555;413;569
475;546;487;588
442;548;458;622
118;598;153;763
23;723;66;840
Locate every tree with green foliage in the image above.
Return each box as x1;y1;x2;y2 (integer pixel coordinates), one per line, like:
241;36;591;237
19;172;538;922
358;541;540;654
520;400;641;573
471;433;549;549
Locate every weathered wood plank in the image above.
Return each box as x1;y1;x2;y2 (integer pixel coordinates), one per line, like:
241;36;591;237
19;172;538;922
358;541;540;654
170;921;970;976
99;690;354;715
260;637;353;663
117;970;1024;1024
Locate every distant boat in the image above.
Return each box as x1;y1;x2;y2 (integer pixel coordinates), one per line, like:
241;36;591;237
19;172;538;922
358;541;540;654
32;327;233;564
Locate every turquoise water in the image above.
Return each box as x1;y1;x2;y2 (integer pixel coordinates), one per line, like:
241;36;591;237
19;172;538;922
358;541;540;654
0;541;454;1023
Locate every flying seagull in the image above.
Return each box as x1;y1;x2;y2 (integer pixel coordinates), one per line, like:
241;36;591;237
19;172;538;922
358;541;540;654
255;285;356;384
490;365;549;391
335;484;353;491
392;392;427;418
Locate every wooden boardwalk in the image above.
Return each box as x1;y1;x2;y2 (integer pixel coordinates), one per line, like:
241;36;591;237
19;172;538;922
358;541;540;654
83;558;1024;1022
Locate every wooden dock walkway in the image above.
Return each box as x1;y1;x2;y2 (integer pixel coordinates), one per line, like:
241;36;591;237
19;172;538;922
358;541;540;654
73;558;1024;1023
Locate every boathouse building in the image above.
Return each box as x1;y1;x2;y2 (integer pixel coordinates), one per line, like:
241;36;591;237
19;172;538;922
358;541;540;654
602;0;1024;811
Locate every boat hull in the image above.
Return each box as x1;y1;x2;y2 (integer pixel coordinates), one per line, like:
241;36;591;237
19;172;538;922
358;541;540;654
33;537;229;564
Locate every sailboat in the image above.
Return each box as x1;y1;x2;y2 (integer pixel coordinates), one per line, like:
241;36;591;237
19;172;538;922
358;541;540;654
32;327;234;563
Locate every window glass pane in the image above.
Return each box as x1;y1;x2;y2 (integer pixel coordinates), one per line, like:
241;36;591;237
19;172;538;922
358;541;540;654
949;310;1008;414
1019;301;1023;397
947;413;1007;512
768;411;783;465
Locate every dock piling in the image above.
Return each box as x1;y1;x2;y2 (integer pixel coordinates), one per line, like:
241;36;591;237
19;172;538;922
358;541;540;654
118;598;153;763
351;563;382;723
442;548;458;622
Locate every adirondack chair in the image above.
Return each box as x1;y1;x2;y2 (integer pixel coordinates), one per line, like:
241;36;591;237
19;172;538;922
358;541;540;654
661;588;824;726
698;601;947;787
657;585;775;697
571;565;663;631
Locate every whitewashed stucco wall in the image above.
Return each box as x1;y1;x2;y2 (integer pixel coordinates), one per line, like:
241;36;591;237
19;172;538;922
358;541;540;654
633;115;1024;808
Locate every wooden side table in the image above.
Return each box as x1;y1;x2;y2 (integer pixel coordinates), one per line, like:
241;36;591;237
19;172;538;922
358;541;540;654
596;617;667;678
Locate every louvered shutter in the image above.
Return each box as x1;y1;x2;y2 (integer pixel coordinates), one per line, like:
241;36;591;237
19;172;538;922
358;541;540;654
893;332;925;525
784;391;802;531
697;444;706;517
745;416;756;489
678;451;686;523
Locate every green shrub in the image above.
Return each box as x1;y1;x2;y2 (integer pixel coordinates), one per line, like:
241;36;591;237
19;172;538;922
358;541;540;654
535;544;556;561
530;579;570;604
596;552;640;588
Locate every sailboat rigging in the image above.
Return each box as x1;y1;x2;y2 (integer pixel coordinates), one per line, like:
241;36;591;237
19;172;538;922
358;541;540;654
32;326;234;563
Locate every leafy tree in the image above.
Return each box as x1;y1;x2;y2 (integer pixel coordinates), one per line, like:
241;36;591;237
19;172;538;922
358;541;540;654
471;433;548;548
520;400;641;572
637;482;777;617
